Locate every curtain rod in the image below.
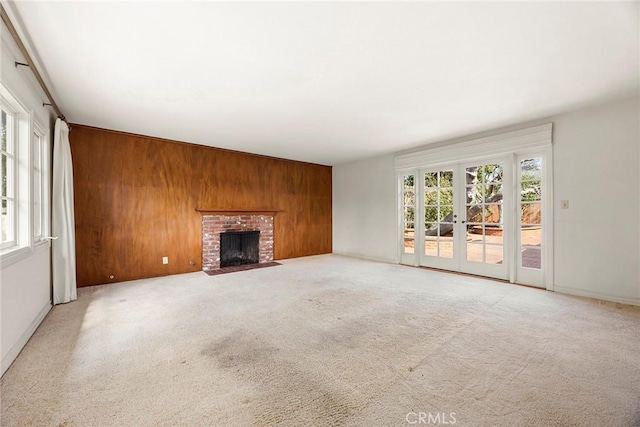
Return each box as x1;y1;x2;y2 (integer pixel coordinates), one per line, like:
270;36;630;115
0;3;66;121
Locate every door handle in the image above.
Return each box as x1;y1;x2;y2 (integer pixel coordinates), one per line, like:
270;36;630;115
42;236;58;241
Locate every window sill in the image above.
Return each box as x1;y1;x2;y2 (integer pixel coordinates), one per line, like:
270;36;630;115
0;246;32;269
32;239;51;251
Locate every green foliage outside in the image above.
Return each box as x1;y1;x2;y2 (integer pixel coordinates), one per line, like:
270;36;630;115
403;159;542;230
520;158;542;202
403;175;415;227
424;171;453;224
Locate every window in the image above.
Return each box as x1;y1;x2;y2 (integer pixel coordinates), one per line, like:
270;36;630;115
32;125;48;243
1;105;16;248
401;174;415;256
0;82;50;260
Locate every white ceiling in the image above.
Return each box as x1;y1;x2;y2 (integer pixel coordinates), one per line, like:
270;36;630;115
9;1;639;165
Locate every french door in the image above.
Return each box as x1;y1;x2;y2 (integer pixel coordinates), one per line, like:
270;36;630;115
399;155;547;287
420;159;511;280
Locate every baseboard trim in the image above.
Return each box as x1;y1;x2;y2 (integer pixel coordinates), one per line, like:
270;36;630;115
1;301;52;377
554;285;640;306
332;252;397;265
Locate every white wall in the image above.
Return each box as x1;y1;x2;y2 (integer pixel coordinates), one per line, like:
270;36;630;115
1;22;54;375
1;248;52;374
553;96;639;304
333;95;640;305
333;153;397;263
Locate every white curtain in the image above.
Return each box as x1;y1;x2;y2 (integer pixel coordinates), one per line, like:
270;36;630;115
52;119;77;304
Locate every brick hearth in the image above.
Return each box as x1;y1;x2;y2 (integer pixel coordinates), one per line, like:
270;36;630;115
201;215;274;271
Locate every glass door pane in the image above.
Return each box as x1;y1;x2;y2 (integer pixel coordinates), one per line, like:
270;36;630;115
402;174;415;255
517;156;544;287
464;163;504;265
422;168;457;270
520;157;542;269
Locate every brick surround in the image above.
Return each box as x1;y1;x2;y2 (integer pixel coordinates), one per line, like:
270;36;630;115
201;215;274;271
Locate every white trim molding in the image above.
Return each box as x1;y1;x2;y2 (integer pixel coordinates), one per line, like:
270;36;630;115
395;123;553;171
332;251;397;265
554;285;640;307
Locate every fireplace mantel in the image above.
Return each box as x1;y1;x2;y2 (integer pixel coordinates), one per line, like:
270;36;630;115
196;208;281;216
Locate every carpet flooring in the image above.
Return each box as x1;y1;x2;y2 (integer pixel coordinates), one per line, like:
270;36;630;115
2;254;639;426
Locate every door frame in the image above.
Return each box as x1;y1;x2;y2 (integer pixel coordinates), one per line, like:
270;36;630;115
514;148;554;289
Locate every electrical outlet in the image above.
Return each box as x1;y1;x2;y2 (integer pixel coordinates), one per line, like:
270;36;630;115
560;200;569;209
162;256;169;264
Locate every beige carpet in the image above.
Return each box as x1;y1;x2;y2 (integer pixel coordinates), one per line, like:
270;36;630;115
2;254;639;426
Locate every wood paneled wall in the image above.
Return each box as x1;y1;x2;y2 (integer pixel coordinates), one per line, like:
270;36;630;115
69;125;332;287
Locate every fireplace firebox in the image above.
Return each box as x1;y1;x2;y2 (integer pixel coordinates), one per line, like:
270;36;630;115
220;230;260;268
199;213;274;272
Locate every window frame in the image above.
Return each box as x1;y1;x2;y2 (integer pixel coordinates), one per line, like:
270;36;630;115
32;121;49;245
1;98;18;249
0;81;52;267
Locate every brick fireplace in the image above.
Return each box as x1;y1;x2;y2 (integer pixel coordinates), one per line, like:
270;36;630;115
199;211;275;272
